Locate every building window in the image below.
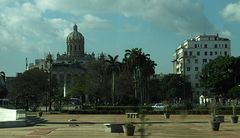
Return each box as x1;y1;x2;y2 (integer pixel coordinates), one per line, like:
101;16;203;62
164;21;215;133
189;51;192;56
210;51;213;56
215;44;217;48
187;59;190;63
215;51;218;55
195;44;197;48
197;51;200;56
204;51;207;56
204;44;207;48
195;74;198;79
187;67;190;71
225;44;228;48
203;59;207;63
224;51;228;56
184;51;188;56
195;67;199;71
195;59;198;63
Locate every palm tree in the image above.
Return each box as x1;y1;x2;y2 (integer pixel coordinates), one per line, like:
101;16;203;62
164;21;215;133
106;55;121;105
124;48;143;98
140;56;156;103
124;48;156;104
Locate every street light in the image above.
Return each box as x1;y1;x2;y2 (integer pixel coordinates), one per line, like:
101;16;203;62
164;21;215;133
46;53;53;111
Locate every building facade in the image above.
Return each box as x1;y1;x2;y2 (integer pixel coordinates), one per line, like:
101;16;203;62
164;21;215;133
172;34;231;99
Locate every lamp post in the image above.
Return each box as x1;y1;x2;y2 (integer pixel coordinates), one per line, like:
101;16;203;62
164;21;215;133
46;53;53;111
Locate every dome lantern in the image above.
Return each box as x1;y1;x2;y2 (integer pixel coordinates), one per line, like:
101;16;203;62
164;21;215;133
73;24;78;32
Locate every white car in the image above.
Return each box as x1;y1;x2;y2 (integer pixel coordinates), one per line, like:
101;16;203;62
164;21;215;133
152;103;168;111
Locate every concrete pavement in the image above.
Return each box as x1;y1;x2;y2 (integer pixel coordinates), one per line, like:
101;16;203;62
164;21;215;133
0;114;240;138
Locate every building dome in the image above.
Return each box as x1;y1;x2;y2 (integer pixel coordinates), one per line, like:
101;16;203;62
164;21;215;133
66;24;84;42
66;24;84;58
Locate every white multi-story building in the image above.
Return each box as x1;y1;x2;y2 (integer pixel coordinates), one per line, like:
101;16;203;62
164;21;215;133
172;34;231;99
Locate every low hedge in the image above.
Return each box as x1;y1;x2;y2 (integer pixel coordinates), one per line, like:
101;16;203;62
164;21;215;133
67;110;125;114
61;106;240;115
95;106;153;112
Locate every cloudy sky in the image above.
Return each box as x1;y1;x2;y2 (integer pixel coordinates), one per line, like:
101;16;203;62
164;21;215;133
1;0;240;76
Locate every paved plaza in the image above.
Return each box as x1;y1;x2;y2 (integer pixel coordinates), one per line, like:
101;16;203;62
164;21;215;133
0;114;240;138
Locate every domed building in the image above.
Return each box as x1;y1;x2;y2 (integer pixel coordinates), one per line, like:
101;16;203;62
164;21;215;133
29;24;94;98
66;24;84;58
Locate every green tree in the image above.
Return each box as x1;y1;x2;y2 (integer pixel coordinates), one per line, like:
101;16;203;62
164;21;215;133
116;70;135;105
160;74;192;102
124;48;156;104
228;85;240;99
14;68;49;111
0;71;8;99
148;78;162;103
124;48;144;98
140;55;156;103
200;56;239;97
105;55;121;105
69;54;111;105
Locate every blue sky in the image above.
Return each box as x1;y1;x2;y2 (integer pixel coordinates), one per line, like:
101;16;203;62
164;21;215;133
0;0;240;76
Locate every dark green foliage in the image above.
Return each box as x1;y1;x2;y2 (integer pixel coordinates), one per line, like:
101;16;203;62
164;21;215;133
159;74;192;102
228;86;240;98
123;48;156;104
69;54;111;104
105;55;121;105
0;86;8;99
13;68;49;110
119;94;140;106
69;49;157;106
148;78;162;103
201;56;240;97
0;71;8;98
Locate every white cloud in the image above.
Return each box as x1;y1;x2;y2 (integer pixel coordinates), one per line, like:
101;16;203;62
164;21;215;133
0;0;218;54
35;0;215;35
0;0;114;54
0;1;72;53
221;1;240;22
220;30;232;38
79;14;110;30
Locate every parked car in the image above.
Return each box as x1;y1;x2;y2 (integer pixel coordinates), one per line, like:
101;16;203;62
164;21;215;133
152;103;169;111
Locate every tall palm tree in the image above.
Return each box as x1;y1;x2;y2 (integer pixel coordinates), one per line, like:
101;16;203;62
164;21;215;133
140;57;156;102
124;48;144;98
106;55;121;105
124;48;156;104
